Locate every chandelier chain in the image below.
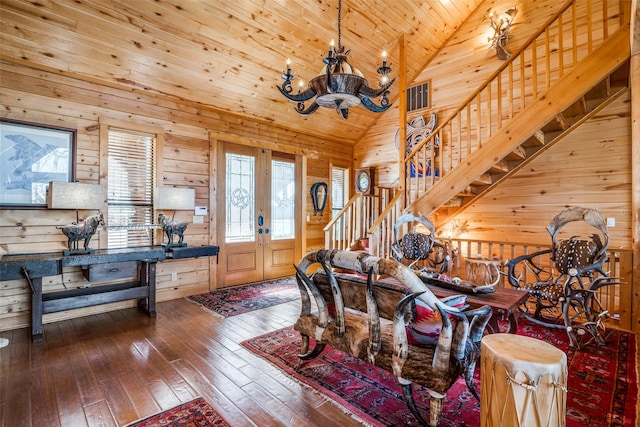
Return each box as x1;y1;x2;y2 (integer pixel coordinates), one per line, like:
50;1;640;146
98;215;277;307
337;0;342;50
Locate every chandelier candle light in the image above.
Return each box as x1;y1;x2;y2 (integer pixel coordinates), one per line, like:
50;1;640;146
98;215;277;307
278;0;395;119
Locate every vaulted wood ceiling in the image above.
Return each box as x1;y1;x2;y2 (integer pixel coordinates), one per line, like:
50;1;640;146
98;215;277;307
0;0;481;144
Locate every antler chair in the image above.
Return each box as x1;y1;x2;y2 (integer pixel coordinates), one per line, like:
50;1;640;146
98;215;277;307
505;207;620;348
391;212;450;274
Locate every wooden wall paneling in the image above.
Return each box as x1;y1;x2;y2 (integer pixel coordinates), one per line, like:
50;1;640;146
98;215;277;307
306;158;330;252
0;64;211;140
450;91;632;248
0;63;345;330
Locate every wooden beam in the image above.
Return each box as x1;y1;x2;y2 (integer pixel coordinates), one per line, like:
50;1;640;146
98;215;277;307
630;0;640;333
399;35;407;197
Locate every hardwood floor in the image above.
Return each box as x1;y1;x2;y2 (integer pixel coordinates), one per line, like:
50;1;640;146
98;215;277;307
0;298;364;427
1;298;638;426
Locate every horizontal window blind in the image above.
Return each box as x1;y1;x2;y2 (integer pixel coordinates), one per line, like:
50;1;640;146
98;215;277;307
107;128;155;248
331;166;347;215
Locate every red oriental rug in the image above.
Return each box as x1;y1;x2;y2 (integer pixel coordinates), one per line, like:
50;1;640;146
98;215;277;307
242;321;638;427
126;397;230;426
187;276;298;317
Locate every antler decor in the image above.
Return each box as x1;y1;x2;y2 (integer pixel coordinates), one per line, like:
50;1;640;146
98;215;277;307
488;7;518;60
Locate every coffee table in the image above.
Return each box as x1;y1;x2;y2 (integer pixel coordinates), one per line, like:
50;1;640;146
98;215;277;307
376;275;529;334
421;282;529;334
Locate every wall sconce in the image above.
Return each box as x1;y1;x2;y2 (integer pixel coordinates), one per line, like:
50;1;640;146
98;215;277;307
488;7;518;60
154;187;195;248
47;181;105;255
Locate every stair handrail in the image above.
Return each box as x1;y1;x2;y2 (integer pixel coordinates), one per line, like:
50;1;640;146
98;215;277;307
403;0;629;207
323;193;362;251
366;191;404;259
323;193;361;232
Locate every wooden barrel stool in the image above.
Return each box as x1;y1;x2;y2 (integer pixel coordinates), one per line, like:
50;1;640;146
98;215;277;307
481;334;567;427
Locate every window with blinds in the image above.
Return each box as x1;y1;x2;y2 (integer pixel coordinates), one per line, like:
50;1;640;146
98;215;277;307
331;166;348;217
107;128;156;248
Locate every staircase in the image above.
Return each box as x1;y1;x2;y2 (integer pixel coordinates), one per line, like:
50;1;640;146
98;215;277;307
405;0;630;224
326;0;631;257
424;60;629;224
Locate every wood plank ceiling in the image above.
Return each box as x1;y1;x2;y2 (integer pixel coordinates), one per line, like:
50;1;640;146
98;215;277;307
0;0;480;144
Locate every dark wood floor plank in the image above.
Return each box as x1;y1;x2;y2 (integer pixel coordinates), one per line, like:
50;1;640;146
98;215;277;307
3;385;31;427
238;363;353;427
171;357;261;427
238;380;314;426
5;324;31;391
146;378;186;410
118;369;162;418
133;332;202;405
30;340;61;427
0;329;17;405
83;400;118;427
50;348;89;427
99;376;138;426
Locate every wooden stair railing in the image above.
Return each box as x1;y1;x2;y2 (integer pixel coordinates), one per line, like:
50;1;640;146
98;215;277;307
445;238;634;332
404;0;631;224
366;191;404;259
324;188;395;251
324;193;363;251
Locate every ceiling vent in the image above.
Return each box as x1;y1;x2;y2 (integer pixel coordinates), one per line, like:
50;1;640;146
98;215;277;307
406;81;430;112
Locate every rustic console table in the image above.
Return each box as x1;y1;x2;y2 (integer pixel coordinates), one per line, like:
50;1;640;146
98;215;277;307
0;245;219;342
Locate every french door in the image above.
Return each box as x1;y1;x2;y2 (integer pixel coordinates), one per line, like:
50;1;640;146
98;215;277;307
216;142;301;287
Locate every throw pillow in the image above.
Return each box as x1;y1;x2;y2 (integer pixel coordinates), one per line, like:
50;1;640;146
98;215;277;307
406;294;467;346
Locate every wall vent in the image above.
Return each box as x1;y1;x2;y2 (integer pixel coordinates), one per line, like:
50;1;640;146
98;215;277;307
406;81;430;112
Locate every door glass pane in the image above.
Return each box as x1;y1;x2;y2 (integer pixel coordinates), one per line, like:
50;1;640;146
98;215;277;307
271;159;295;240
226;153;255;243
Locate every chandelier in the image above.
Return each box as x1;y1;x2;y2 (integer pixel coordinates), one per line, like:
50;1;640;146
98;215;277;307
277;0;395;119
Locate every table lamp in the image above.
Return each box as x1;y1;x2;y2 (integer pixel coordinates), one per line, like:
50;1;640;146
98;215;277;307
154;187;195;248
47;181;105;255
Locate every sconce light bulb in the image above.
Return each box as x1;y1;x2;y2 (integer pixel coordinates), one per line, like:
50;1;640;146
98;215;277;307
382;50;387;59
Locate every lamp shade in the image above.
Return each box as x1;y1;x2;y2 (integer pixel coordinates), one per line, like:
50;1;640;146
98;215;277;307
47;181;104;210
154;187;195;211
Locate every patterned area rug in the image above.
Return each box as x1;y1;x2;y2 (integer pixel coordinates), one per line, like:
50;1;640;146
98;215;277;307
242;320;638;427
126;397;230;426
187;276;299;317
